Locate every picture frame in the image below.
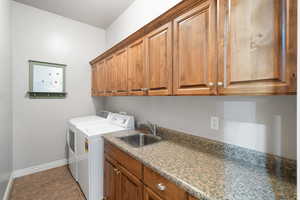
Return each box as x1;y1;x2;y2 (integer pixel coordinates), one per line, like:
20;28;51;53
28;60;67;98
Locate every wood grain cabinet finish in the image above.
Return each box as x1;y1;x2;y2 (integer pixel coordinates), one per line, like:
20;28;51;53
143;166;187;200
173;0;217;95
128;38;147;96
104;157;143;200
91;0;297;96
104;142;143;179
144;186;164;200
217;0;297;95
118;165;143;200
114;48;129;96
105;55;116;95
96;60;106;95
145;22;173;96
91;64;98;96
188;196;198;200
104;159;117;200
104;141;188;200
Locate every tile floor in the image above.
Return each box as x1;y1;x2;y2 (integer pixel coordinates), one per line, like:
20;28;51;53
10;166;85;200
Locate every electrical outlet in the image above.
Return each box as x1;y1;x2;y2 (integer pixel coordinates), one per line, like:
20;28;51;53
211;117;219;130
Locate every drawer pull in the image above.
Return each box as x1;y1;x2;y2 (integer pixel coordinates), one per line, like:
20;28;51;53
141;88;149;91
208;82;214;87
157;183;166;191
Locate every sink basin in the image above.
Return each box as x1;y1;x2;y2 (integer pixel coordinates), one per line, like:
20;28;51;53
118;133;162;147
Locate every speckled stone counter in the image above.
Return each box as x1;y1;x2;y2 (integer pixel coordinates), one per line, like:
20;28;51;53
102;129;296;200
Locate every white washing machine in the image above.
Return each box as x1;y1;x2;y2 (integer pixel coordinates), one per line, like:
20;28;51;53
71;113;134;200
67;112;111;181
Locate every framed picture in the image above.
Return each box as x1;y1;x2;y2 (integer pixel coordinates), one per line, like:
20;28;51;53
28;60;67;98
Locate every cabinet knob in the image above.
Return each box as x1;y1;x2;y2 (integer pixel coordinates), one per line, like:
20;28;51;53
217;82;223;86
141;88;149;91
208;82;214;87
156;183;166;191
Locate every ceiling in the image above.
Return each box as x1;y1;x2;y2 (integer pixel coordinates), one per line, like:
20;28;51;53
13;0;135;28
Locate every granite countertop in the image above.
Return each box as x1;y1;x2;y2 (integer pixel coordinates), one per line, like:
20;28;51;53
102;129;296;200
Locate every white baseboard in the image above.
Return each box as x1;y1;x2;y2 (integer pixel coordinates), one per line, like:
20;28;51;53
13;159;67;178
2;174;13;200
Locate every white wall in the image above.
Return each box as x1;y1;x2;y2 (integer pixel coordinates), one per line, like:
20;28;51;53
0;0;12;197
12;2;105;170
105;0;182;48
103;0;297;160
104;96;297;160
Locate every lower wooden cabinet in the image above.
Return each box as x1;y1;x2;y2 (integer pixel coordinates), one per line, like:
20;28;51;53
143;166;187;200
119;165;143;200
104;158;142;200
104;159;117;200
104;141;189;200
144;186;163;200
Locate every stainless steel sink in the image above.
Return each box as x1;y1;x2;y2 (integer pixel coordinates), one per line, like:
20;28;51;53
118;133;162;147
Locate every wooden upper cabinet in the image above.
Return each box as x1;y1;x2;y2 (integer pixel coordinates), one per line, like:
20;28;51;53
91;0;297;96
97;60;106;95
105;55;116;94
173;0;217;95
114;48;128;95
145;22;173;96
91;64;98;96
128;38;147;96
217;0;297;95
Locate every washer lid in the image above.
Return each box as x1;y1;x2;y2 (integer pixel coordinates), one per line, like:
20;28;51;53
80;124;125;138
68;115;107;127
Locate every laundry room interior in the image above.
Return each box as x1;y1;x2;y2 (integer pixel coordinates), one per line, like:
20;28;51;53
0;0;299;200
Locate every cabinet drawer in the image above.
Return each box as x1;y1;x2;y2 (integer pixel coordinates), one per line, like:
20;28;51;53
104;141;142;179
143;166;187;200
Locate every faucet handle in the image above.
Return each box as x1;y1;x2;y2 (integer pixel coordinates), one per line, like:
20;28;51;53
146;121;158;136
146;121;154;128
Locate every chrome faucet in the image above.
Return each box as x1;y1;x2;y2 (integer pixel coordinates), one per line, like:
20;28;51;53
146;121;157;137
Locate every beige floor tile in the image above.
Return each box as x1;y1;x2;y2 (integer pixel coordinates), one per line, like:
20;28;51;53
10;166;85;200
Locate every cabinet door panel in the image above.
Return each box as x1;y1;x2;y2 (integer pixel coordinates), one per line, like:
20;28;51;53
218;0;297;95
173;0;217;95
119;165;143;200
91;64;98;96
145;22;172;96
106;56;115;93
115;48;128;95
97;60;106;95
104;159;117;200
144;187;163;200
128;38;147;95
